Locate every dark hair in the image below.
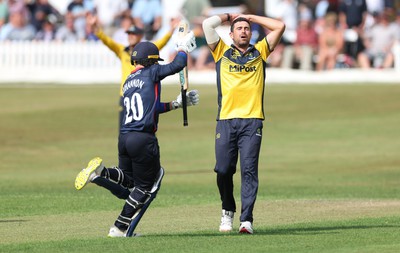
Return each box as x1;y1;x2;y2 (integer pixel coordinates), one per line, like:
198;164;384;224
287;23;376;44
134;58;158;67
230;17;250;32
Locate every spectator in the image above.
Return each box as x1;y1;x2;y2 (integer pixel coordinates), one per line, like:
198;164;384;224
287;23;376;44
315;0;339;34
112;14;133;45
358;10;398;68
281;4;318;70
315;0;330;20
316;12;344;71
180;0;214;70
181;0;212;21
267;0;298;68
55;12;84;41
0;0;8;28
34;18;56;41
84;17;98;41
83;0;95;13
338;0;368;65
7;0;28;18
93;0;129;35
0;9;36;41
26;0;62;32
67;0;89;41
276;0;298;46
131;0;162;40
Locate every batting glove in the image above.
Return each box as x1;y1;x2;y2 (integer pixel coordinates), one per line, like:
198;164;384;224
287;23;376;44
171;90;200;109
175;31;197;53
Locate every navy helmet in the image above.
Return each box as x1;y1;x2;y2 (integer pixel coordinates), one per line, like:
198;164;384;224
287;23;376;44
131;41;164;65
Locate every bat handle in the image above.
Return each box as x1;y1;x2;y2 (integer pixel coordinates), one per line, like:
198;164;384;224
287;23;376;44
182;88;188;126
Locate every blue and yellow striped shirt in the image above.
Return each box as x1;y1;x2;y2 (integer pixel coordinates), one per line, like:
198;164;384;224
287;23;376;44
211;38;271;120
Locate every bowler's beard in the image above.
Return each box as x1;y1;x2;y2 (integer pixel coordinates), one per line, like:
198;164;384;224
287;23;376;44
234;38;250;50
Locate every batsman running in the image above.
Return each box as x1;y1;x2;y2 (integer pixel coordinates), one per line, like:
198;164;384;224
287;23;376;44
74;34;197;237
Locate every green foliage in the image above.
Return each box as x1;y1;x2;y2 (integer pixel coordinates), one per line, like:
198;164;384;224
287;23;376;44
0;84;399;252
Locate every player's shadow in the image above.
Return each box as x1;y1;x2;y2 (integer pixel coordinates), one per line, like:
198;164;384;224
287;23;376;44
147;223;400;237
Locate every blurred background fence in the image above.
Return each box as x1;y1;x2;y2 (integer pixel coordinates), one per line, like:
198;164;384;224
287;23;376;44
0;41;399;84
0;41;120;84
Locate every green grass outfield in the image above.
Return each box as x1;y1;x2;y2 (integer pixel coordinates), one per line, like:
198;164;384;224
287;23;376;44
0;83;399;253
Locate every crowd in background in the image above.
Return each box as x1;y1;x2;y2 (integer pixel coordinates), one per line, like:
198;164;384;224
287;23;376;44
267;0;400;70
0;0;399;71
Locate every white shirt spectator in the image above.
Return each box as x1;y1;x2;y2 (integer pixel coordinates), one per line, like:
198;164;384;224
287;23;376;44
131;0;162;25
0;10;35;41
93;0;128;28
275;0;298;44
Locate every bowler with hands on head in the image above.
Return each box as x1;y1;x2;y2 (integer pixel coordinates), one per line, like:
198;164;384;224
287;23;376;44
202;12;285;234
74;28;198;237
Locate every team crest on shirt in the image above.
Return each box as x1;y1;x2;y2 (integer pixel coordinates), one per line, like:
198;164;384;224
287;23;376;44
248;52;255;60
231;50;240;60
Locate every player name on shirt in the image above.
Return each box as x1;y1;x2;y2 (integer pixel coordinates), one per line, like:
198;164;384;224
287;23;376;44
123;76;145;95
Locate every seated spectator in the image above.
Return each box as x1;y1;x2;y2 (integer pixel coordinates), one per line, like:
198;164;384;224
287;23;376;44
7;0;29;18
188;24;214;70
93;0;129;35
314;0;339;34
131;0;162;40
0;0;8;29
0;9;36;41
55;12;84;42
267;0;297;68
276;0;298;46
338;0;367;64
281;9;318;70
34;18;56;41
26;0;62;32
67;0;89;41
180;0;214;70
358;11;398;69
112;15;133;45
84;17;99;41
316;12;344;71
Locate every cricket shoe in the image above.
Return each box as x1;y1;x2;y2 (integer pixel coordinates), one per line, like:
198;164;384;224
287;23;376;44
219;209;234;232
107;226;126;237
239;221;253;234
74;157;104;190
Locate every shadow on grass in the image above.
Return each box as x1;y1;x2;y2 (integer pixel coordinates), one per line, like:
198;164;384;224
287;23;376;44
0;219;28;223
142;223;400;238
257;224;400;235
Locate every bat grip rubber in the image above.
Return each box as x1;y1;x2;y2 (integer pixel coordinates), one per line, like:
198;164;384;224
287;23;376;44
182;88;188;126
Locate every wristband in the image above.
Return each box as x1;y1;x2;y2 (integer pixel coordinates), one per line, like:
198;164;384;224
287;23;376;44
225;13;230;22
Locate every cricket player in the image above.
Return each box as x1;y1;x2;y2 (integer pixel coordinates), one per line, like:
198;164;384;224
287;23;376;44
87;13;194;122
77;14;199;201
75;33;197;236
202;13;285;234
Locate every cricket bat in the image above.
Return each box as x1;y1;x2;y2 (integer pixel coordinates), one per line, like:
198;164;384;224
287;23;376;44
178;20;189;126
